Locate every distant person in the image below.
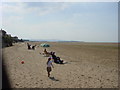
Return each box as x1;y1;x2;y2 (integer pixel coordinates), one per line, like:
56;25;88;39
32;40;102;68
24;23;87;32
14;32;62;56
43;49;51;57
51;52;57;63
32;45;36;50
56;57;63;64
44;49;48;54
51;52;64;64
46;57;54;77
27;43;31;50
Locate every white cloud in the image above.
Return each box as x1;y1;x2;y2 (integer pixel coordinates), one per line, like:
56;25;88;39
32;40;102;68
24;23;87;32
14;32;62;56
2;2;71;38
2;2;118;42
2;0;119;2
2;0;21;2
2;14;76;39
26;3;69;16
2;2;69;17
2;2;28;15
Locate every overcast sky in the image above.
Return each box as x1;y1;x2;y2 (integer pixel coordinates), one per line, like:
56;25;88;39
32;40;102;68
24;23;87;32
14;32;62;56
1;1;118;42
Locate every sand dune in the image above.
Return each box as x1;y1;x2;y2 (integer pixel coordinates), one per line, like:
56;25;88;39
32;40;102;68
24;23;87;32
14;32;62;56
2;42;118;88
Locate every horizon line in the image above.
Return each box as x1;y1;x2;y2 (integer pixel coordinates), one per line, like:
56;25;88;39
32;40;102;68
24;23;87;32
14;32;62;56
24;39;118;43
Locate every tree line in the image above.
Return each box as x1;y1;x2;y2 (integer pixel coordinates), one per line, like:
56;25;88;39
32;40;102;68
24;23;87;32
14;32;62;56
0;29;27;47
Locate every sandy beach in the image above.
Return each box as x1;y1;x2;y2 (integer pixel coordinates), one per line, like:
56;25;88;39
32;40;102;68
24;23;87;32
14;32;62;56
2;42;118;88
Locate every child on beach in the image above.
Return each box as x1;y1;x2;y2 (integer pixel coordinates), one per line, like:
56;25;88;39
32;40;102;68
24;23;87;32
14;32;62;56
46;57;54;77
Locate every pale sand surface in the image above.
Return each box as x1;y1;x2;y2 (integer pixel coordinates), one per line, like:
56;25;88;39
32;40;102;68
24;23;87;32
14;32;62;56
2;42;118;88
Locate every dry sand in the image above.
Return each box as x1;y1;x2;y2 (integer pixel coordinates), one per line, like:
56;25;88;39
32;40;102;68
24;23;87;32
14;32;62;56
2;42;118;88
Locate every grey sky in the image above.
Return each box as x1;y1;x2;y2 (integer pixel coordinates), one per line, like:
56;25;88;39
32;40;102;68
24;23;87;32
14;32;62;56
1;2;118;42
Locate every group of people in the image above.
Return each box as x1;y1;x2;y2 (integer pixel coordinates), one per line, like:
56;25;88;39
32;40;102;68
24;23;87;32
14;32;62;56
26;43;64;77
46;49;64;77
42;49;64;64
27;43;36;50
50;52;64;64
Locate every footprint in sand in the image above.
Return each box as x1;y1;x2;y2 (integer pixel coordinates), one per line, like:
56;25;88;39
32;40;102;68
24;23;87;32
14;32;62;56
15;83;19;86
99;79;101;82
88;76;92;78
81;75;84;76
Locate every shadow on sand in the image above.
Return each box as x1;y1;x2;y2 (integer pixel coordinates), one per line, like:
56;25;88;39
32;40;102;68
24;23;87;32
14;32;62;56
49;77;59;81
57;61;69;65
